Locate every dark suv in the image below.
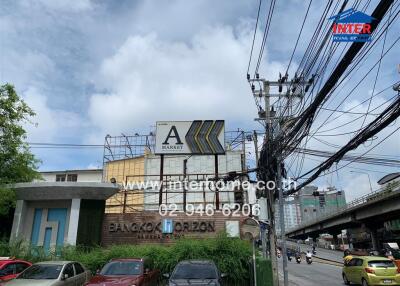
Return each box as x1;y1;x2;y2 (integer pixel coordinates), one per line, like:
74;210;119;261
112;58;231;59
164;260;227;286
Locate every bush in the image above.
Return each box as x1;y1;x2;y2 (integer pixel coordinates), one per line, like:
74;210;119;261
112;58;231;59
0;234;252;285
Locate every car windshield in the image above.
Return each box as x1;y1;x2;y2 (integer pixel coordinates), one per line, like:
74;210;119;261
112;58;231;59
368;260;395;268
100;261;141;275
171;263;217;279
17;264;62;279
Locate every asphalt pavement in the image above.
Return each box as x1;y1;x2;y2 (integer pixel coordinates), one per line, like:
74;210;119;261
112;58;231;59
278;257;343;286
285;240;344;263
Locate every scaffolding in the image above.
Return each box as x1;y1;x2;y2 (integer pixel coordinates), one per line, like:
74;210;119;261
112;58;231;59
102;130;260;213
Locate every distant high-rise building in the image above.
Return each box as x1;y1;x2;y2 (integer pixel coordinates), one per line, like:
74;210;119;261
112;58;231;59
298;185;346;223
275;196;302;234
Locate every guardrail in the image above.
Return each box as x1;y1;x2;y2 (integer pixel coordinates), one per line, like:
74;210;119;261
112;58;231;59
286;186;400;234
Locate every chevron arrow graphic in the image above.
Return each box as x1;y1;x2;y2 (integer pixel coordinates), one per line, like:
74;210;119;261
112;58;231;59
196;120;213;154
207;120;224;154
185;120;202;154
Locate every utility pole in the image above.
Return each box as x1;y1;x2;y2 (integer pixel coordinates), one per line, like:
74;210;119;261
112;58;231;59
253;130;259;164
277;141;289;286
250;78;310;286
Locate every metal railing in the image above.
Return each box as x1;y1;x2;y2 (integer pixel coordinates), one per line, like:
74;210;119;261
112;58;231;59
287;185;400;233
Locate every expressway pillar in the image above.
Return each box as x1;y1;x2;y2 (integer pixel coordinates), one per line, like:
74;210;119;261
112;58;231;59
370;228;379;251
332;234;338;249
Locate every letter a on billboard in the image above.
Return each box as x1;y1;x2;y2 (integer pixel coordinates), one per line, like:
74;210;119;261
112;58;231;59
155;121;225;155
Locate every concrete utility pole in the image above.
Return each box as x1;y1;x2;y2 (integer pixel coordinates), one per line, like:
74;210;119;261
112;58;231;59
253;130;259;164
250;78;309;286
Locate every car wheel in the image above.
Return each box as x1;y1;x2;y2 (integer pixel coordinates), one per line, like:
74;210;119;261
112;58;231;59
342;273;350;285
362;278;369;286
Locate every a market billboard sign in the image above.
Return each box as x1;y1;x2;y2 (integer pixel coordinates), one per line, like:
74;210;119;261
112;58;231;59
155;121;225;155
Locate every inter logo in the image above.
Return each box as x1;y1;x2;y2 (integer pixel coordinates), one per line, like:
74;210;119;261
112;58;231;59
329;8;375;42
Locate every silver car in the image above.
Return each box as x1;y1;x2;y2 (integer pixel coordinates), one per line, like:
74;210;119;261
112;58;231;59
4;261;91;286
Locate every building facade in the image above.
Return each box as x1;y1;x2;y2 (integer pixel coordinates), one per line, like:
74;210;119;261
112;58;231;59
298;185;347;223
275;197;302;234
39;169;103;183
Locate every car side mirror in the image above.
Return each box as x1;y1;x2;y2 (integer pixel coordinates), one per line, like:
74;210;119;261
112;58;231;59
221;273;228;278
61;273;69;280
163;273;170;279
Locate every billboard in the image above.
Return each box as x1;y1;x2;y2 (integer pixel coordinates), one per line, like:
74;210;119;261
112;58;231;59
155;120;225;155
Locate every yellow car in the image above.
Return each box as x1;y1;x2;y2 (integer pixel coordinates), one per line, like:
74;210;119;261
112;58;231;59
342;256;400;285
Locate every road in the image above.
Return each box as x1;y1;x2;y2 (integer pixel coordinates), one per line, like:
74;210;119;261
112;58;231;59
285;240;343;263
278;257;343;286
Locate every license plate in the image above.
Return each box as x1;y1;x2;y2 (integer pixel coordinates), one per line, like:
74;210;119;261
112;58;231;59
383;279;392;284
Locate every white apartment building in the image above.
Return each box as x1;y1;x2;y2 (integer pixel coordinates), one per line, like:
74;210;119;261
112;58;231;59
38;169;103;182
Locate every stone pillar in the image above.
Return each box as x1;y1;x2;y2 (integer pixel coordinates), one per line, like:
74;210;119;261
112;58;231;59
66;198;81;245
10;200;27;242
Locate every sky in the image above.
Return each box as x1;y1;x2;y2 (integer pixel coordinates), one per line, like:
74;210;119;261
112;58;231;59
1;0;399;201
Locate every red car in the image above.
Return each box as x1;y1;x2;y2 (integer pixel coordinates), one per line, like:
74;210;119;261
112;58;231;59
85;258;160;286
0;257;32;282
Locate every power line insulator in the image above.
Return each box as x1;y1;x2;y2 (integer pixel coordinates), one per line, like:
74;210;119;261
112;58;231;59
256;73;260;79
251;84;255;91
247;73;250;80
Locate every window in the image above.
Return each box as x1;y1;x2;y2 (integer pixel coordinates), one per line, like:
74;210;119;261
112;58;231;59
2;263;16;275
355;259;363;266
15;263;30;273
368;260;395;268
73;263;84;275
171;262;218;280
56;174;66;182
347;259;357;267
100;261;141;276
18;264;62;279
67;174;78;182
63;264;74;278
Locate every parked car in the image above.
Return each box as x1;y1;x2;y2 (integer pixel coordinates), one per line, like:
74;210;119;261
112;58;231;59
164;260;227;286
0;257;31;282
5;261;91;286
85;258;160;286
342;256;400;286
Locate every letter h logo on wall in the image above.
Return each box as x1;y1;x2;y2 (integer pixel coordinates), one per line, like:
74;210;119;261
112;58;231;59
162;219;174;234
31;208;67;252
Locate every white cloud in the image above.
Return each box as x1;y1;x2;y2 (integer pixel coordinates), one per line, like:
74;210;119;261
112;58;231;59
21;0;93;12
22;87;81;142
87;26;286;137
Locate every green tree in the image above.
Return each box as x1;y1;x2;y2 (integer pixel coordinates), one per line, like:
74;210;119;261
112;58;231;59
0;83;41;217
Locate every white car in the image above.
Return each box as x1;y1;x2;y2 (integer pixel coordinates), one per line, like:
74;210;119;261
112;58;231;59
5;261;91;286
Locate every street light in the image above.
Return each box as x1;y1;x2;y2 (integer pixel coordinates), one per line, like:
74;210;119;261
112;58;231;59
350;171;373;193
